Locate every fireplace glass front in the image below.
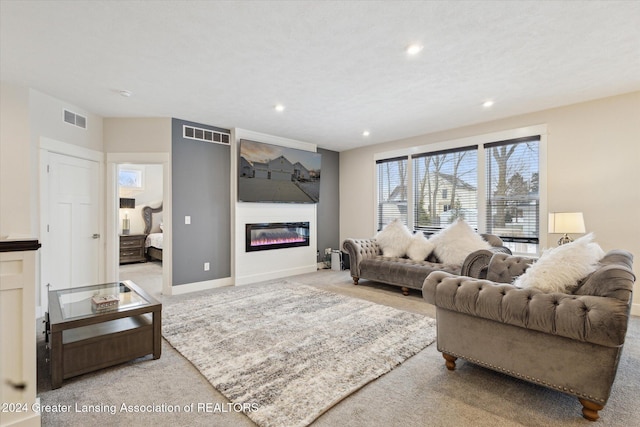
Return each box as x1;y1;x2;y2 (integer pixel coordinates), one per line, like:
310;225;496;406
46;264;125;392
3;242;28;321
245;222;310;252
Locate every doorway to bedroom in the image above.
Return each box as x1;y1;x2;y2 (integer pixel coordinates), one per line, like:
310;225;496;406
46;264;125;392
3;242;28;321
117;163;164;300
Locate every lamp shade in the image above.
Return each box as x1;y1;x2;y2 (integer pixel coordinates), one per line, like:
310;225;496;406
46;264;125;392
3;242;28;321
548;212;585;234
119;198;135;209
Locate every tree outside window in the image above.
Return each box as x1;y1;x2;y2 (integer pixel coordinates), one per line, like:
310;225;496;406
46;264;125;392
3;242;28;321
376;134;541;252
413;148;477;231
485;137;540;251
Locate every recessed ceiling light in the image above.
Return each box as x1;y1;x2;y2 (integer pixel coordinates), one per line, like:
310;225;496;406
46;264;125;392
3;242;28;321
406;44;423;55
275;104;285;112
482;100;494;108
362;130;370;137
118;90;132;97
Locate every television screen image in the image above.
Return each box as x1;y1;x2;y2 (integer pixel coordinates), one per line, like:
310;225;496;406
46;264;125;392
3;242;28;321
239;139;321;203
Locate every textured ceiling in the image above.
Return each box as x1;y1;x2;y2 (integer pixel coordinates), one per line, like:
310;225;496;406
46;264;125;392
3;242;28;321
1;1;639;152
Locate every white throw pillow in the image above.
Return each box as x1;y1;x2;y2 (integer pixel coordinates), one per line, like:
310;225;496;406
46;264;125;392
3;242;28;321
429;219;491;265
374;219;413;258
513;233;605;293
406;232;435;261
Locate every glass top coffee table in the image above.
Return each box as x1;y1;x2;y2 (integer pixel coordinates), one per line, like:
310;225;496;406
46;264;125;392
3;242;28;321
47;280;161;389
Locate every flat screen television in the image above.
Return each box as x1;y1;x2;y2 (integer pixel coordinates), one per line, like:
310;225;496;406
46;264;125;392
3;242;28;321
238;139;321;203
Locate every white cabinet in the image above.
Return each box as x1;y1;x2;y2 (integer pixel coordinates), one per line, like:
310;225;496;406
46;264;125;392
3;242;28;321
0;241;40;427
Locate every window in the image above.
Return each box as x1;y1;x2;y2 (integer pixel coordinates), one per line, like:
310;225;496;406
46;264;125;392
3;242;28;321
485;136;540;253
118;168;144;189
413;147;478;232
377;156;408;229
375;127;544;253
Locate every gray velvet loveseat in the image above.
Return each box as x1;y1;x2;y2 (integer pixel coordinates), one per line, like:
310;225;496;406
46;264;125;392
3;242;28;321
423;249;635;421
342;232;510;295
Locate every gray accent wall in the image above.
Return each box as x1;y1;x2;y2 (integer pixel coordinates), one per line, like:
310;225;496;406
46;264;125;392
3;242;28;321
172;118;231;286
317;148;340;261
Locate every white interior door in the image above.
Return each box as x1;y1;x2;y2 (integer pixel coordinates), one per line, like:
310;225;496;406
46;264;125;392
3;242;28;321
42;152;100;300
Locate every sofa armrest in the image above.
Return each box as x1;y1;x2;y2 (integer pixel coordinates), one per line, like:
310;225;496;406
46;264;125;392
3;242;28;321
342;238;381;278
484;252;534;283
423;271;631;347
460;246;512;279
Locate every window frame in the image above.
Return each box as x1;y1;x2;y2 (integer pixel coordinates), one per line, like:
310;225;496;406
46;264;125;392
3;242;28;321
484;136;541;253
374;125;547;254
376;156;409;229
412;145;479;233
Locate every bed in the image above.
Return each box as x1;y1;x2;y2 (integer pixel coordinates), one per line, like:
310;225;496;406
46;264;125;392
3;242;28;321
142;203;163;262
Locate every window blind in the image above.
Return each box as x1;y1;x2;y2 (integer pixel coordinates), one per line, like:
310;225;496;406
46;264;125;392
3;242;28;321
376;156;408;230
412;146;478;233
485;136;540;245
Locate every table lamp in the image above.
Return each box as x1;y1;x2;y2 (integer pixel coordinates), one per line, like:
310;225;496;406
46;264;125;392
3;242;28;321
119;198;135;235
548;212;585;245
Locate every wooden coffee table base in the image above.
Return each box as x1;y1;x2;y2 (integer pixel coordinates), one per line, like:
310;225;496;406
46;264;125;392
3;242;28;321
48;281;161;389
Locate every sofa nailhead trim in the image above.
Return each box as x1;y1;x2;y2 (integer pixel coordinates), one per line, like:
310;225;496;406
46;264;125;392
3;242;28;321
441;349;605;404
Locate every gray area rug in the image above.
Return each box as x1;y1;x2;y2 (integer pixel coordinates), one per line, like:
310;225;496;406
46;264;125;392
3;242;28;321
162;282;436;427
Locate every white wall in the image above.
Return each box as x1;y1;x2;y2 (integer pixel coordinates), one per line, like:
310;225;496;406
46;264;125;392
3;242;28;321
234;129;318;285
340;91;640;314
29;89;103;153
104;117;171;153
0;83;31;238
235;203;317;285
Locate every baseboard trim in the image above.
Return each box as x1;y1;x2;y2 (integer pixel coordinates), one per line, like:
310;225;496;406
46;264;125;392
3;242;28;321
5;397;41;426
235;265;317;286
168;277;233;295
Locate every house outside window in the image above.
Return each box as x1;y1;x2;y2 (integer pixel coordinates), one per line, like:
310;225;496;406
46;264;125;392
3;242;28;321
376;156;408;229
375;126;545;254
413;147;478;232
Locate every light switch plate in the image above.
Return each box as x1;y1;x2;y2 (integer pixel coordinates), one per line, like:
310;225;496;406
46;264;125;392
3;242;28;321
185;216;191;225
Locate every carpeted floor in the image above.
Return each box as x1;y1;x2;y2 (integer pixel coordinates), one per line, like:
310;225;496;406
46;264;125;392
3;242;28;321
36;267;640;427
163;283;436;427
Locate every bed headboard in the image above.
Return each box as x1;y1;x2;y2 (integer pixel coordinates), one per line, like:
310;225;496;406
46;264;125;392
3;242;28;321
142;203;163;234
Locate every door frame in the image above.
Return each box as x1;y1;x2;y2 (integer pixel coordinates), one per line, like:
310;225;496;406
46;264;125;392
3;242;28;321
106;153;172;296
39;137;105;316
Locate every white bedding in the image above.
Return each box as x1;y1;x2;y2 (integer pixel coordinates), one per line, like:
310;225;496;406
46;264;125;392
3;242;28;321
145;233;163;250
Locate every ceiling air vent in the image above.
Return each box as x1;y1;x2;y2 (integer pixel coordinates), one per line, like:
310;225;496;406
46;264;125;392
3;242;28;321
63;109;87;129
183;125;230;145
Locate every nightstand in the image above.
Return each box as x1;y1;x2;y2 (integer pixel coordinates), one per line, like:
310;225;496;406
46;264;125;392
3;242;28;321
119;234;147;264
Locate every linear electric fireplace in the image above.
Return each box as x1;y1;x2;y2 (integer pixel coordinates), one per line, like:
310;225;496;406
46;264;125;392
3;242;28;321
245;222;310;252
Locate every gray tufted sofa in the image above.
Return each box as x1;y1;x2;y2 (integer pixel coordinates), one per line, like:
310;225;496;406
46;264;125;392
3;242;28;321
342;234;510;295
423;250;635;421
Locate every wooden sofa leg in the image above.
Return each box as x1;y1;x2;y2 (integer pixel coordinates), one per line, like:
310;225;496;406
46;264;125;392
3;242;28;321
352;277;359;285
401;287;409;296
443;353;457;371
579;398;603;421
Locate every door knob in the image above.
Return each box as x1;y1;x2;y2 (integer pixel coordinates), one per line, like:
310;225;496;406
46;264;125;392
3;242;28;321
92;234;100;239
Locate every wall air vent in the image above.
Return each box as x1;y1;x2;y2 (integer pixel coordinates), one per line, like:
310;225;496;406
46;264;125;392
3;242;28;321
183;125;230;145
63;109;87;129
